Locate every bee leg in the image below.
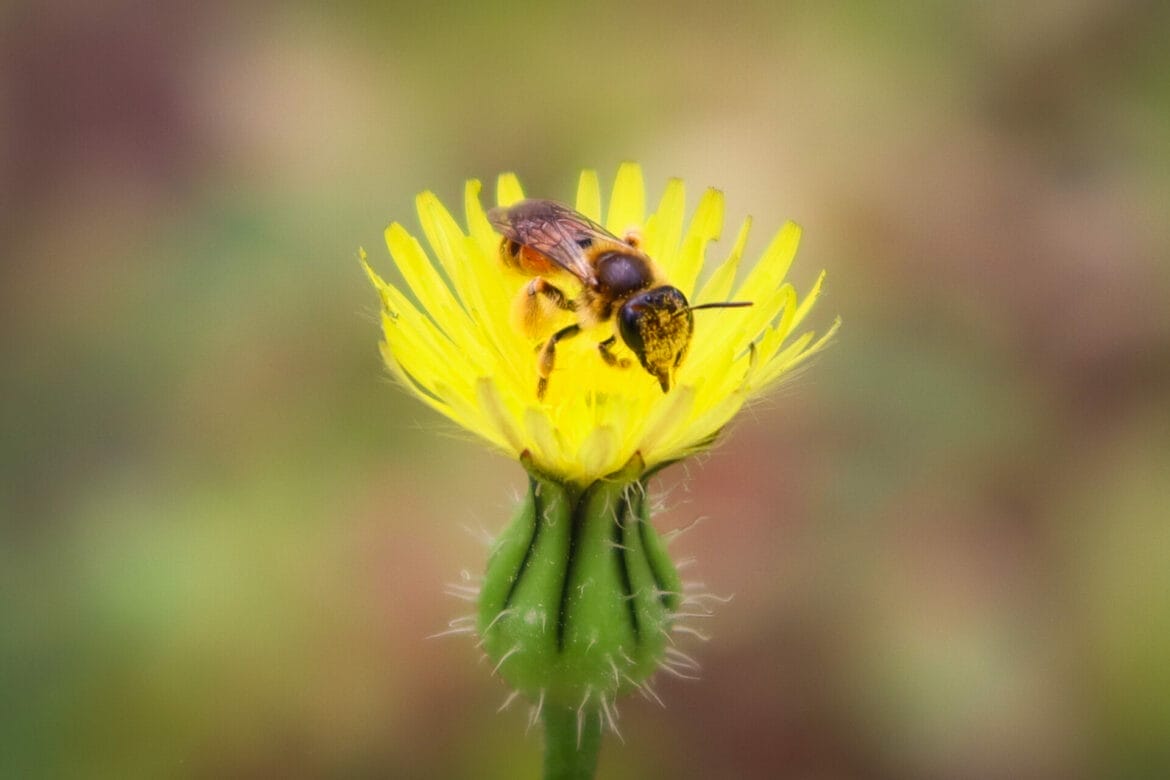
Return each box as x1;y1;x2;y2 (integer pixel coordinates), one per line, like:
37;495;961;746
536;323;581;400
528;278;573;310
598;336;631;369
515;278;576;339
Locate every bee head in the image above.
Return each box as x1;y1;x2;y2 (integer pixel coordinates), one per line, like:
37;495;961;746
618;286;694;392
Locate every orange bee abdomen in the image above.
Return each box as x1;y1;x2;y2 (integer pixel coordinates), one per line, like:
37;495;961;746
500;239;559;276
520;246;559;275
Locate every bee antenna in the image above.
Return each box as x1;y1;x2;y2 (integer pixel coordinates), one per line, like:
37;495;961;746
687;301;753;313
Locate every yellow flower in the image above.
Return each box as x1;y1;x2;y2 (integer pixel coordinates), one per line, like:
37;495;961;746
362;163;838;485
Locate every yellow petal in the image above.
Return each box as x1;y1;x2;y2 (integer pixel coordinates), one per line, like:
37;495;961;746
757;316;841;386
578;425;619;479
789;270;827;333
416;191;471;297
671;187;724;297
642;177;685;266
497;173;525;207
476;377;527;454
379;286;466;392
419;190;522;382
384;222;476;348
734;221;800;303
637;384;696;456
524;406;564;466
606;162;645;235
575;169;601;222
464;179;498;255
696;216;752;305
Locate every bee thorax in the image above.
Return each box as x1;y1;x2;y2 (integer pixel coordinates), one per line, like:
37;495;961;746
596;252;653;296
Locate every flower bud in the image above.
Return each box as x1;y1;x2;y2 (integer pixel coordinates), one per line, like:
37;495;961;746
478;454;681;711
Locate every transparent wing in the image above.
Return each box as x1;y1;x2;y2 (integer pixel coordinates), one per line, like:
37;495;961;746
488;199;630;288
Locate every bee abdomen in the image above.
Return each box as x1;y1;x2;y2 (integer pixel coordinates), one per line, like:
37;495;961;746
499;238;558;276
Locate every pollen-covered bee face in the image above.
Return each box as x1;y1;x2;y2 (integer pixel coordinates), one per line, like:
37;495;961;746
618;286;694;392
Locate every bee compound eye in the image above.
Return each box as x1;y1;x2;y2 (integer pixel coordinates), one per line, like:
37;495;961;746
618;299;647;359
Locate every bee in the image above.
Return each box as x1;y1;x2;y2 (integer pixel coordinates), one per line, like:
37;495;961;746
488;199;750;399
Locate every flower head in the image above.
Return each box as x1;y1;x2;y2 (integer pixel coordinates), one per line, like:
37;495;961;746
363;163;838;485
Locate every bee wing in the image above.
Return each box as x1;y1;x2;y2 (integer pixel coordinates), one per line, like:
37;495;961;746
488;200;619;288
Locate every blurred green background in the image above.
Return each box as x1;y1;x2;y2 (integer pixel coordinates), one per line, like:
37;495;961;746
3;1;1169;777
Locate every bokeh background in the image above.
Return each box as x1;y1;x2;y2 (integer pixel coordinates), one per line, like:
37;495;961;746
4;1;1169;777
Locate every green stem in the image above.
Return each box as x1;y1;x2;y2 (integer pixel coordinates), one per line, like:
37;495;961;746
541;703;602;780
